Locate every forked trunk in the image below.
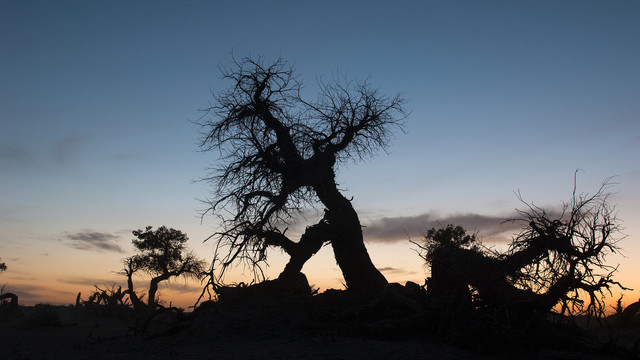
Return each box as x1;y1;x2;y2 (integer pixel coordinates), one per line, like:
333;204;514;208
315;179;388;293
276;218;329;288
147;277;164;309
124;265;145;312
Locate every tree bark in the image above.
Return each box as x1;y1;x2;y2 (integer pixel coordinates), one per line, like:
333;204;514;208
124;262;145;312
148;273;172;309
275;220;328;288
314;175;388;293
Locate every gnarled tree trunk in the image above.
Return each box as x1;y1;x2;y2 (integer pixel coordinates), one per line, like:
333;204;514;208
123;259;145;312
148;274;172;309
275;221;328;289
315;174;387;293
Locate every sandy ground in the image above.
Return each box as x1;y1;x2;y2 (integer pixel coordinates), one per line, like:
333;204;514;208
0;306;479;360
0;305;633;360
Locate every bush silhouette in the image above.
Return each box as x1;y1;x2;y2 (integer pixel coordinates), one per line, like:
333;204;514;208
121;226;206;312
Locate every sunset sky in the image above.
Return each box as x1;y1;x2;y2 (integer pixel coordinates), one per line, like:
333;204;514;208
1;1;639;309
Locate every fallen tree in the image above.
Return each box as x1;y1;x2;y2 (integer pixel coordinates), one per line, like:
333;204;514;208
417;177;627;324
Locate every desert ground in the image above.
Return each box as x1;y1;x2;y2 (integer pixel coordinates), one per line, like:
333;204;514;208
1;292;638;360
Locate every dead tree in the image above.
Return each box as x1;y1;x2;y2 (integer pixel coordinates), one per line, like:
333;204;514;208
505;177;627;318
197;56;406;293
418;177;626;321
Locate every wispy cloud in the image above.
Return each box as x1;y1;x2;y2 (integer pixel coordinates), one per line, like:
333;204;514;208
377;266;418;275
159;281;202;293
58;276;122;287
0;135;91;172
363;212;523;244
63;231;124;253
52;136;90;164
0;146;30;162
0;146;33;172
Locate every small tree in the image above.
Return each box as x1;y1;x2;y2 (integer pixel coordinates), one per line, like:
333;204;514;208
420;225;481;264
0;259;6;272
414;225;484;306
122;226;207;310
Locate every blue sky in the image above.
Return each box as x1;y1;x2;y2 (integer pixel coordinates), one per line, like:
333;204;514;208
1;0;639;307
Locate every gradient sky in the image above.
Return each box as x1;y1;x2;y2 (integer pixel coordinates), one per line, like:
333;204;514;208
1;0;639;308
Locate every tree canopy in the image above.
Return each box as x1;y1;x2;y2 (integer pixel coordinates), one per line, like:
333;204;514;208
123;226;206;310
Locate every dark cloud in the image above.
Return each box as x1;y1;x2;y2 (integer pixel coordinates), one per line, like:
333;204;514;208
64;231;124;253
363;212;523;244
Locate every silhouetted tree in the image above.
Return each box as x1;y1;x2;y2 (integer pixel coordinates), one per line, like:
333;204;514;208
417;177;626;321
122;226;206;310
0;258;18;314
197;56;406;293
505;177;627;318
414;225;483;307
121;257;146;311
